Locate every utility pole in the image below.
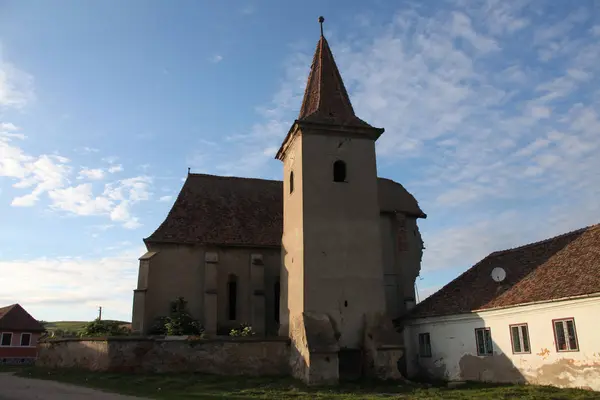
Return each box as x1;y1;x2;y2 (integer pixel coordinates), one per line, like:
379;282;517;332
98;306;102;321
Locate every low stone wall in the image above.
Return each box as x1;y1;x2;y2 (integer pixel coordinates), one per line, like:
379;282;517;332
37;336;291;376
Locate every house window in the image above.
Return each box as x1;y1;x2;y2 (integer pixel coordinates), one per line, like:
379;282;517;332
475;328;493;356
553;318;579;352
418;333;432;357
227;274;238;321
274;279;280;324
20;333;32;347
289;171;294;194
333;160;346;182
510;324;530;354
0;333;12;347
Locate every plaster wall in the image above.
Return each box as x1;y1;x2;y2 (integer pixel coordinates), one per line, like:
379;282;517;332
300;131;386;348
132;244;280;335
279;134;305;337
380;214;422;319
404;296;600;391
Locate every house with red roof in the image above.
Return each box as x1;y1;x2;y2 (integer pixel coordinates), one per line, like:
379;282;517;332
0;303;46;365
402;224;600;391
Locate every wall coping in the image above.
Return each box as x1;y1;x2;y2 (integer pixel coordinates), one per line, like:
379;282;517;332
40;335;291;344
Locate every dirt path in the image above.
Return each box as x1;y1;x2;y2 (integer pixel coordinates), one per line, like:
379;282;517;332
0;372;148;400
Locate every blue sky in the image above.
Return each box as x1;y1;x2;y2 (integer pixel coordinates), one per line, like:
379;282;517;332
1;0;599;322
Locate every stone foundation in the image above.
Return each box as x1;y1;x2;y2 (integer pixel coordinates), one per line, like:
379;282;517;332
37;336;290;376
37;319;407;385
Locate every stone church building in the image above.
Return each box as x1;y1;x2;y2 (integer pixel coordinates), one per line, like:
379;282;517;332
132;19;426;382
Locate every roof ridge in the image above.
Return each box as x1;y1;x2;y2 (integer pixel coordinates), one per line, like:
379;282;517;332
188;173;280;184
0;303;17;317
489;223;600;257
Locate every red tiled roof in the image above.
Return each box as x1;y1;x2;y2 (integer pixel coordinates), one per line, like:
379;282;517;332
0;303;45;332
407;224;600;319
145;173;425;246
298;34;375;129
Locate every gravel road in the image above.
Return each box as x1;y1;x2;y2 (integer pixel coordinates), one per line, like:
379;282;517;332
0;372;147;400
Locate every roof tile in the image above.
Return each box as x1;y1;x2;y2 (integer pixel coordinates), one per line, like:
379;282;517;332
0;303;45;332
145;173;425;246
407;224;600;319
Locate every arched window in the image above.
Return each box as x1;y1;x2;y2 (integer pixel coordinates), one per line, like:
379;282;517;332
227;274;238;321
333;160;346;182
274;279;280;324
289;171;294;194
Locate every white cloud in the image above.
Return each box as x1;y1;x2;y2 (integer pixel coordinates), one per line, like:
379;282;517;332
108;164;123;173
1;123;152;227
0;246;143;321
210;55;223;63
187;2;600;285
158;195;173;202
0;122;18;131
48;176;152;229
0;61;35;109
77;168;105;181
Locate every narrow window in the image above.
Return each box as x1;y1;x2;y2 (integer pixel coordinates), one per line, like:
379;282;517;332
20;333;31;347
227;274;238;321
510;324;530;354
418;333;432;357
553;318;579;351
1;333;12;346
289;171;294;194
333;160;346;182
475;328;493;356
274;279;280;324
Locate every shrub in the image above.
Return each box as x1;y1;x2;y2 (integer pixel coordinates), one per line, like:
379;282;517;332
229;323;255;337
150;297;204;336
81;319;128;337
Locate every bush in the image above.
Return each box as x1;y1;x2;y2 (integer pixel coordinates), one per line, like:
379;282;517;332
151;297;204;336
148;316;169;335
81;319;128;337
229;323;255;337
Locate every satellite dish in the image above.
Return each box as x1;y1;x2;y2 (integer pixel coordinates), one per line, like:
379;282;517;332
491;267;506;283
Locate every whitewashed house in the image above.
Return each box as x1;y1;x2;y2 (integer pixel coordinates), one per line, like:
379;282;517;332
403;224;600;391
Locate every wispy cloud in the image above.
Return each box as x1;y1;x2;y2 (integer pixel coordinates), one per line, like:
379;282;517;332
77;168;105;181
209;54;223;63
0;246;144;321
0;61;35;108
108;164;123;173
1;125;152;228
189;1;600;282
239;5;255;15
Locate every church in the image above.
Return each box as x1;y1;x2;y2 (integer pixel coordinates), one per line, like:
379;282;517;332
131;17;426;382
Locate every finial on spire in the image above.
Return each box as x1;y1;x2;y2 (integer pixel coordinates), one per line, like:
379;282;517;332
318;16;324;36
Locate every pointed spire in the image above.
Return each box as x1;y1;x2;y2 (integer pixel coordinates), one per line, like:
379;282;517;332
297;17;373;128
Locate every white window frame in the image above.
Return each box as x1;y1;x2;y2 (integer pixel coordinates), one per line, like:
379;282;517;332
509;323;531;354
0;332;13;347
418;332;432;357
20;332;32;347
553;318;579;352
475;327;493;356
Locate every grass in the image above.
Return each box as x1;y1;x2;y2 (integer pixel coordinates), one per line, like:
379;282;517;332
43;320;130;334
6;367;597;399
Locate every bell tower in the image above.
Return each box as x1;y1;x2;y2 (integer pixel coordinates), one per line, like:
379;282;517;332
276;17;403;385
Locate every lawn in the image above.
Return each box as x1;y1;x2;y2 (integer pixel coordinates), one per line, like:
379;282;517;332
10;367;598;399
43;320;130;333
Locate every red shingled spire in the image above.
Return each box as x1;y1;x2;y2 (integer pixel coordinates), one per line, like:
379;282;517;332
297;17;373;128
